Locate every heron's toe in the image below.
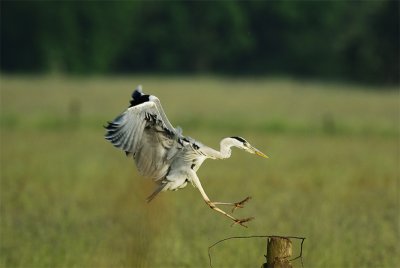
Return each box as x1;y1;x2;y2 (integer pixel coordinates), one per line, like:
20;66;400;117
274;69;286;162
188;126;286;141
231;217;255;228
231;196;252;213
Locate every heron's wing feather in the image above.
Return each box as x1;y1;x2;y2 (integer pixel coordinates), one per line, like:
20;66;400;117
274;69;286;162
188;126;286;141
105;102;154;153
151;97;177;134
105;92;182;180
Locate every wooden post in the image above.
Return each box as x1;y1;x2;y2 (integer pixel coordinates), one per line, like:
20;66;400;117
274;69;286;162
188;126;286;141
263;237;292;268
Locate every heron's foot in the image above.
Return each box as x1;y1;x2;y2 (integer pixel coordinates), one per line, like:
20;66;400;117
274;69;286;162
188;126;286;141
231;196;252;213
231;217;255;228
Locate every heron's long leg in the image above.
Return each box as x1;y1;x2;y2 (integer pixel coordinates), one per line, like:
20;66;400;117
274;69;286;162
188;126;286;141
189;171;253;227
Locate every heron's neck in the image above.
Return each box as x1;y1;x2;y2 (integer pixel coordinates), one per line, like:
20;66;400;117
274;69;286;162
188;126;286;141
202;138;237;160
219;138;234;159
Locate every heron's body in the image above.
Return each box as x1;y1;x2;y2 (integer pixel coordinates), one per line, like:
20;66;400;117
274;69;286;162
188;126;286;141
105;86;267;227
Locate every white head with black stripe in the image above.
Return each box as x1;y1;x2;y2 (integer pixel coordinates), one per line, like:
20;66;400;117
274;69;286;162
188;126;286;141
222;136;269;158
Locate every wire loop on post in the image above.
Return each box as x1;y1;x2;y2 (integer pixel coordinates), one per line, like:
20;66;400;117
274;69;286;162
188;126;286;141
208;235;306;268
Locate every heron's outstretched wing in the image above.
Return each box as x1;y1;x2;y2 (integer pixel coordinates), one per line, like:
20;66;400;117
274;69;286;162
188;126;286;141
105;86;182;180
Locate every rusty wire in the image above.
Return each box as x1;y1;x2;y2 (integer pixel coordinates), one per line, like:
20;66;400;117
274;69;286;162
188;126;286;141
208;235;306;268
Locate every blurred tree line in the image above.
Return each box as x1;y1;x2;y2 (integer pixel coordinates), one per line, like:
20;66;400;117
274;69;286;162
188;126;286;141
1;1;398;85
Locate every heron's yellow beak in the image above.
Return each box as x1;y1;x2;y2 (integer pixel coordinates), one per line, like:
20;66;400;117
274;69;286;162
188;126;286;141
249;145;269;158
255;150;269;158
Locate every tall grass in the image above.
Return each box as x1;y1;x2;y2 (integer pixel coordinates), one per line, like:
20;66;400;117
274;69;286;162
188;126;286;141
1;76;398;267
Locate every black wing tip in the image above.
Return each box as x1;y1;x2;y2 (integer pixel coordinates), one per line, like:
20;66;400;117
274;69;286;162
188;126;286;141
132;85;143;99
104;121;117;130
130;85;150;107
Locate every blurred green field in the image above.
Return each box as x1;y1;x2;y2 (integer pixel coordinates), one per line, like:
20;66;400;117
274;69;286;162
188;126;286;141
0;76;399;267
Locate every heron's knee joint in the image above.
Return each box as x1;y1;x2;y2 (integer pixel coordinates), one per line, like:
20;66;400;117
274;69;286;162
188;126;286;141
206;201;216;209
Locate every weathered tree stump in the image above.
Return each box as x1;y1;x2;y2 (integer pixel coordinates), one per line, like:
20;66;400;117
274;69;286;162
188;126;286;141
263;237;292;268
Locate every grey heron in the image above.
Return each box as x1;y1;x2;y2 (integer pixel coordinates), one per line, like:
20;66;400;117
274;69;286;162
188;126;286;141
104;86;268;227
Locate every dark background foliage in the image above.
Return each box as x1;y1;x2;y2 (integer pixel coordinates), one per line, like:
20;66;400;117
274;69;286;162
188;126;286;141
1;1;398;84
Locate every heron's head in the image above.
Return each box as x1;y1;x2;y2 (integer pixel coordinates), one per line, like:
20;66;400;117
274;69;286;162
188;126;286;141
229;136;269;158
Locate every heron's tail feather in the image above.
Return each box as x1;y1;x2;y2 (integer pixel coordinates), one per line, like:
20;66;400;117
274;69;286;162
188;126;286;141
146;183;167;203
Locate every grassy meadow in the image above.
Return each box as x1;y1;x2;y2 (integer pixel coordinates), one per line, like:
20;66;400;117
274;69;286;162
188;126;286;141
0;76;398;267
